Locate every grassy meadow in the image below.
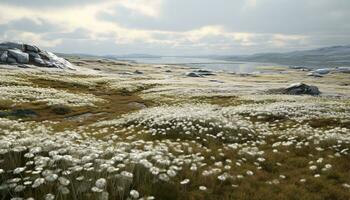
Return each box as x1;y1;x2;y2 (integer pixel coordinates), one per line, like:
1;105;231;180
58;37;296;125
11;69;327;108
0;60;350;200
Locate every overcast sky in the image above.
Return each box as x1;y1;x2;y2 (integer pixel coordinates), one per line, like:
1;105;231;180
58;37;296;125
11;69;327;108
0;0;349;55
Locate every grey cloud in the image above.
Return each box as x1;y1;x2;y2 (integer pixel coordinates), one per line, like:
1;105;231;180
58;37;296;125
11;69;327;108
96;0;350;36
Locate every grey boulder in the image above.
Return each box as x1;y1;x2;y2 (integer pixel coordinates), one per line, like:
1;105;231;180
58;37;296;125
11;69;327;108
0;41;75;69
28;52;41;59
7;57;17;64
34;58;45;65
186;72;203;77
0;42;25;51
268;82;320;96
0;51;8;62
313;68;331;75
25;44;39;53
193;69;216;76
307;72;324;77
8;49;29;63
134;70;143;74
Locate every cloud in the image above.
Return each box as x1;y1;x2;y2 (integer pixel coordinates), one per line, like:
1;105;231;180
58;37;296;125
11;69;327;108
245;0;257;8
0;0;349;55
270;34;308;48
0;1;156;41
2;31;62;48
118;0;162;17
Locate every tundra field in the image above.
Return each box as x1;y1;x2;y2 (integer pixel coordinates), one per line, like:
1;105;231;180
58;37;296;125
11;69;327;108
0;58;350;200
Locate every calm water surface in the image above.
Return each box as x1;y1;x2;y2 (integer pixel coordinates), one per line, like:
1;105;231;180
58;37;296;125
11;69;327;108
124;56;285;73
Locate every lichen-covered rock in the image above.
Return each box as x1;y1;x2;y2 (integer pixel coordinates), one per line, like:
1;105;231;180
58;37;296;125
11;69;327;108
0;41;74;69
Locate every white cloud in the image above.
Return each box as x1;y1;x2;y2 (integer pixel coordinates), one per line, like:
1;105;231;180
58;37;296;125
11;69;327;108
0;0;327;54
270;34;308;47
246;0;257;8
1;31;62;48
118;0;162;17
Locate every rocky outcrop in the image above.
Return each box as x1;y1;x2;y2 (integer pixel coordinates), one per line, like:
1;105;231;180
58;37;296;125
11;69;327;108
0;42;74;69
268;83;321;96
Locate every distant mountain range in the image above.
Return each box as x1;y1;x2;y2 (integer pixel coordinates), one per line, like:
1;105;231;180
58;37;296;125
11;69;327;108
105;54;161;59
220;45;350;67
57;45;350;68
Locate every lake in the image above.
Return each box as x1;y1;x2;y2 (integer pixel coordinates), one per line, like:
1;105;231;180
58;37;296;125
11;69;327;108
122;56;286;73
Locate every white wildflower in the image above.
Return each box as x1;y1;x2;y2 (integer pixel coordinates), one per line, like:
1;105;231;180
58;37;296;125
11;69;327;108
130;190;140;199
167;169;176;177
95;178;107;189
246;170;254;176
45;174;58;182
180;179;190;185
91;187;103;193
121;171;133;179
199;186;207;191
32;178;45;188
300;179;306;183
159;173;170;182
324;164;332;170
309;165;317;170
13;167;26;174
14;185;26;192
58;186;70;195
45;193;55;200
58;177;70;186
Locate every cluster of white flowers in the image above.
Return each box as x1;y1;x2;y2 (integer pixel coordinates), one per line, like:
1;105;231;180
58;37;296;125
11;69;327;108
0;66;349;199
0;85;104;107
0;72;32;86
1;116;236;198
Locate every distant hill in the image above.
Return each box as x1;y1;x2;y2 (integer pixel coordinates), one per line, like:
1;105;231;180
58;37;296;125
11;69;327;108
222;45;350;68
